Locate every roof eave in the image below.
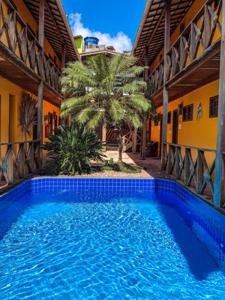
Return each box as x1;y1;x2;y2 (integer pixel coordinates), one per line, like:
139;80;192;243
56;0;81;62
132;0;152;55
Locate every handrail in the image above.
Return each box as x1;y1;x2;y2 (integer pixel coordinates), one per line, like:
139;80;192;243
0;140;41;185
149;0;222;94
162;141;218;205
164;142;216;153
0;0;61;93
0;140;40;147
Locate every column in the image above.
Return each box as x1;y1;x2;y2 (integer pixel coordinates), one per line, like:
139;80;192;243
161;0;171;166
132;128;138;154
141;48;149;160
37;0;45;143
214;0;225;208
102;121;107;151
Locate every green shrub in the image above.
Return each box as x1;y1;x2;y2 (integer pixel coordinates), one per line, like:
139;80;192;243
43;122;104;175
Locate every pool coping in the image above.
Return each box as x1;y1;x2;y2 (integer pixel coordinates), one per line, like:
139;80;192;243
1;176;225;217
31;176;225;217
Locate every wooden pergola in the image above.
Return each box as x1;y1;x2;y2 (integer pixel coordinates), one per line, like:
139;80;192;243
133;0;225;210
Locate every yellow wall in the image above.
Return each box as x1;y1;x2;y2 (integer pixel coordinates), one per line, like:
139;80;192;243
151;80;219;150
0;76;60;144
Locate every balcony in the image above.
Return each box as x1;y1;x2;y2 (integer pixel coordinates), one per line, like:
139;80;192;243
0;140;41;188
150;0;222;106
0;0;62;103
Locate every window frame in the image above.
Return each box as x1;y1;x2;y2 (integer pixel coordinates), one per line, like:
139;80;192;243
182;104;193;122
209;96;218;118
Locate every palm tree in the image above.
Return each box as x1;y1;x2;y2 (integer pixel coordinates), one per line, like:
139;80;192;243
61;54;151;161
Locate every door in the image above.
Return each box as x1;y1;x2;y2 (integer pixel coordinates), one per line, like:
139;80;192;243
172;109;179;144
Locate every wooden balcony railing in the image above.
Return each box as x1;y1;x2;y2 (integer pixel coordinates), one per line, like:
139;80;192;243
0;0;61;93
150;0;222;95
0;140;41;186
162;142;219;205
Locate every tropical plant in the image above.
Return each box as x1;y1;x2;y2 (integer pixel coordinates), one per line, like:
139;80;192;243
61;54;152;161
20;93;36;141
43;122;105;175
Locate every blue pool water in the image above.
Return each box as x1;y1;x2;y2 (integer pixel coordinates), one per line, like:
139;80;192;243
0;178;225;299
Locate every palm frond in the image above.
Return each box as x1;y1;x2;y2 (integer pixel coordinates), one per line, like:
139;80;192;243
86;110;104;129
129;94;151;113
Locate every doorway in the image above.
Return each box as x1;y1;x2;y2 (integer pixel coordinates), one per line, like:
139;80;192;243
172;109;179;144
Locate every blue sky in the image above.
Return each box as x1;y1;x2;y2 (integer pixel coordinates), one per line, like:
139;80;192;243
62;0;146;52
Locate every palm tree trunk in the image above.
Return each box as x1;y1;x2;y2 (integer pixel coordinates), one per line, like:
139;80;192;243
118;129;123;162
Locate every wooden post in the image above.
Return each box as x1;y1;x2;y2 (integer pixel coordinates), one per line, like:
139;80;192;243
141;48;149;159
102;121;107;151
37;0;45;143
161;0;171;164
141;116;147;159
132;128;138;154
197;150;204;194
214;0;225;208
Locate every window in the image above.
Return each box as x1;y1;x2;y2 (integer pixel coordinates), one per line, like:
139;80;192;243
167;112;171;124
182;104;193;122
209;96;218;118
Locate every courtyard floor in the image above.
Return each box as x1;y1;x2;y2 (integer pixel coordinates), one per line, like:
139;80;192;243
80;151;164;179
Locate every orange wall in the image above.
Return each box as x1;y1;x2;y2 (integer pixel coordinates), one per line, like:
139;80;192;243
151;80;219;150
0;76;60;143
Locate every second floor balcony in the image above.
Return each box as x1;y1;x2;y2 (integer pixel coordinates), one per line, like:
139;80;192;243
149;0;222;105
0;0;62;102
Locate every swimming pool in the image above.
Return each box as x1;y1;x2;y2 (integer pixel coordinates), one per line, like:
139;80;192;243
0;178;224;299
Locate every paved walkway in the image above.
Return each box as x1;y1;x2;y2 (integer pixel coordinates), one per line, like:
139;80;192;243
82;151;163;179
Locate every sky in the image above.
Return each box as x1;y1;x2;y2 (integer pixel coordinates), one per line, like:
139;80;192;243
62;0;146;52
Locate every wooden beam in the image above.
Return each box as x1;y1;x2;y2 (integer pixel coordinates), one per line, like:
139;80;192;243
37;0;45;143
214;0;225;208
102;121;107;151
161;0;171;163
132;128;138;154
141;116;147;160
141;47;149;159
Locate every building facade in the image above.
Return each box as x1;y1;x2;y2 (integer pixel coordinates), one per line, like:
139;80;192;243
0;0;79;185
134;0;225;209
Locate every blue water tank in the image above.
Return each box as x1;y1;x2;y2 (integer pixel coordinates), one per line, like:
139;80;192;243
84;37;99;47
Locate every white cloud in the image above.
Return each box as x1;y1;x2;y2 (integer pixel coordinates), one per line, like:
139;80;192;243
69;13;132;53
